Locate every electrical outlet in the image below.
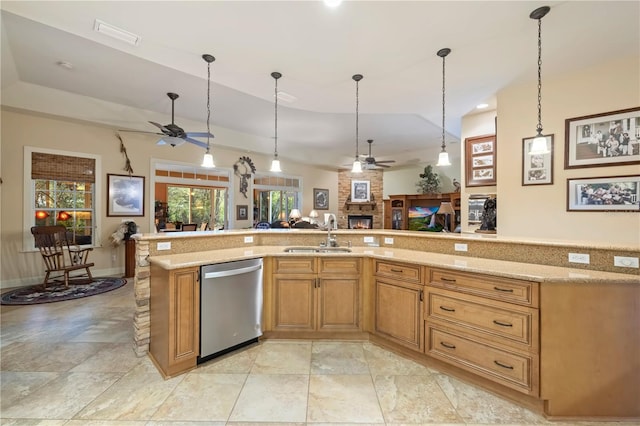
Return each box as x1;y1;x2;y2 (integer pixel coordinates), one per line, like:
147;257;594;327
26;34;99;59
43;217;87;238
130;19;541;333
363;236;374;243
157;242;171;251
614;256;639;268
384;237;394;245
454;243;468;252
568;253;590;264
244;236;253;243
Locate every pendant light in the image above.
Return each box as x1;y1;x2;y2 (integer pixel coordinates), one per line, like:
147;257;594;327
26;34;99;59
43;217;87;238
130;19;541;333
270;72;282;172
528;6;551;155
201;53;216;168
351;74;363;174
436;48;452;166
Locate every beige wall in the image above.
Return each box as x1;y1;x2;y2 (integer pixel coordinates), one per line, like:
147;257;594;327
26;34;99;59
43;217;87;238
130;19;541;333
494;54;639;245
0;109;337;286
383;161;462;198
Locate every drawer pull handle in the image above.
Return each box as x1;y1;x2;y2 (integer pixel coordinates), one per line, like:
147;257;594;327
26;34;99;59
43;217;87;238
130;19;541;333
494;360;514;370
439;306;456;312
493;286;514;293
493;320;513;327
440;342;456;349
441;277;457;283
390;268;403;273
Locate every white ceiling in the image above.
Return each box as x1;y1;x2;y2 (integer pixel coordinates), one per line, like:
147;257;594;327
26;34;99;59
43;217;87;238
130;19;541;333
1;1;638;169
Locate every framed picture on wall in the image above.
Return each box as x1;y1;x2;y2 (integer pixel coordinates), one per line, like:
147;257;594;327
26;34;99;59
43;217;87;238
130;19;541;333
236;204;248;220
566;175;640;211
107;174;145;217
351;180;370;202
313;188;329;210
522;134;554;185
564;107;640;169
465;134;497;187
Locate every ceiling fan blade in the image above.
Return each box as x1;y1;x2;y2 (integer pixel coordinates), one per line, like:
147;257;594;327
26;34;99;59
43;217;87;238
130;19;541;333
185;131;214;138
118;129;164;136
149;121;169;131
375;160;396;164
184;137;208;149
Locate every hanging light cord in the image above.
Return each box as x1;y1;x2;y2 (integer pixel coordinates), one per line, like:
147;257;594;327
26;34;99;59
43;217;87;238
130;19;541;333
274;76;279;159
355;78;360;159
441;52;446;152
206;59;212;152
536;15;543;136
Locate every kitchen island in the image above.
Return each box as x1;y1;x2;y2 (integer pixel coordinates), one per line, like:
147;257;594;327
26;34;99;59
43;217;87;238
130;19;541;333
135;229;639;421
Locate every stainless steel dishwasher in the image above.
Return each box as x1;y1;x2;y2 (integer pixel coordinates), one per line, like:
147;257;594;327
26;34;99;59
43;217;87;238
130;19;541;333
199;258;263;363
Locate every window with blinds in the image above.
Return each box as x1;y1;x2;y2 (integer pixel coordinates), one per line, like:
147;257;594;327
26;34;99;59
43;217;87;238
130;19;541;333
30;150;98;246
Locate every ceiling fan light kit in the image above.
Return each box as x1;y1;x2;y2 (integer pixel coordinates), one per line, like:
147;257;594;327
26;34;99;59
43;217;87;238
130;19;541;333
528;6;551;155
201;53;216;168
351;74;363;174
270;71;283;173
436;47;452;167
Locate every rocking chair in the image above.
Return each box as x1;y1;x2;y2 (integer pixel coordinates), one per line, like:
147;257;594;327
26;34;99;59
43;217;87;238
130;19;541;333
31;226;94;289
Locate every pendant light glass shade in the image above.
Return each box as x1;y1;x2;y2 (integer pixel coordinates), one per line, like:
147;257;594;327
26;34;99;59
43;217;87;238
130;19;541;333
201;53;216;168
352;74;363;173
529;6;551;155
436;48;451;166
270;72;283;172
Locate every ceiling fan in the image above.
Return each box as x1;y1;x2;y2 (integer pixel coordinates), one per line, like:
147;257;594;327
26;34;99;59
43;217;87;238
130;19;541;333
119;92;213;148
361;139;396;169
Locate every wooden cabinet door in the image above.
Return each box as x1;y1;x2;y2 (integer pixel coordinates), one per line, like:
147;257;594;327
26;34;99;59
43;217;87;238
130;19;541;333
375;278;423;351
317;276;359;331
169;268;200;365
273;275;316;331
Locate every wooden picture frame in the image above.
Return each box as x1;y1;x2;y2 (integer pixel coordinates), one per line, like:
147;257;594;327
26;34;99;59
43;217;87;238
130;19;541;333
465;134;497;187
313;188;329;210
351;180;370;202
107;174;145;217
566;175;639;211
522;134;554;186
564;107;640;169
236;204;248;220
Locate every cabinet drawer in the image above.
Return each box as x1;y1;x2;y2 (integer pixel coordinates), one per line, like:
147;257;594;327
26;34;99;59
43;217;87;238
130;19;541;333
274;257;316;274
427;325;538;396
320;258;360;274
430;269;538;307
426;288;538;351
375;260;422;283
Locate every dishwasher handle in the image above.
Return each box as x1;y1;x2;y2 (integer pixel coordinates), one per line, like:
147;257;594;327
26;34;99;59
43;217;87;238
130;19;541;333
203;263;262;279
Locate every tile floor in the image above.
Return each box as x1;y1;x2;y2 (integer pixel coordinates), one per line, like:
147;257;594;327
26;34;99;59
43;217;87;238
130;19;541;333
0;281;625;425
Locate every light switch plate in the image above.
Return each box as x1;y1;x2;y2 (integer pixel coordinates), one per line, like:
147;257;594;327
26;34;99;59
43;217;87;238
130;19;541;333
614;256;639;268
157;242;171;251
384;237;394;245
244;236;254;243
454;243;468;252
568;253;590;264
363;236;374;243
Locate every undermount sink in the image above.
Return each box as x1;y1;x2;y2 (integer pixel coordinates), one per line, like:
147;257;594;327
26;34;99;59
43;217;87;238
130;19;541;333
283;246;352;253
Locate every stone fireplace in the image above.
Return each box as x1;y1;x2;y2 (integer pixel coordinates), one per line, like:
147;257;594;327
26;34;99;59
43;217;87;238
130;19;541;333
348;215;373;229
338;169;383;229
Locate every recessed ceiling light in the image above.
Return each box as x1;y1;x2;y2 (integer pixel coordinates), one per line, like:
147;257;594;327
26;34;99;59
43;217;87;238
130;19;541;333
476;103;489;109
56;61;74;70
323;0;343;8
93;19;141;46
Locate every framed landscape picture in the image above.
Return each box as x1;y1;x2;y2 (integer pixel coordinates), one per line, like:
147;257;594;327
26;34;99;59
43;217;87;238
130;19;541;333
465;134;497;187
522;134;554;186
567;175;639;212
564;107;640;169
107;174;145;217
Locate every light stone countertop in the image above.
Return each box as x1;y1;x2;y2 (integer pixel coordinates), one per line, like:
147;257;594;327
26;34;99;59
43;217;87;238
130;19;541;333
148;245;640;284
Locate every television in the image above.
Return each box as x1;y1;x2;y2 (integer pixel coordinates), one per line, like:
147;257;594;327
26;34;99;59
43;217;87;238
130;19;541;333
407;206;442;231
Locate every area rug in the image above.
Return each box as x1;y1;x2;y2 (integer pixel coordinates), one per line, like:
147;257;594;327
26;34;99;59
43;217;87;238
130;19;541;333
0;277;127;305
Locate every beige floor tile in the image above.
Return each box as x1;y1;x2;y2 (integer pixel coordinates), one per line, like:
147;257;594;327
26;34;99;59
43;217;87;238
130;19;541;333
0;372;121;419
73;369;183;421
64;421;147;425
307;374;384;423
311;341;369;375
70;342;144;373
1;341;107;372
250;340;311;374
374;374;463;424
0;420;68;425
151;373;246;421
229;374;309;422
435;373;548;424
363;342;431;376
0;371;60;411
147;422;226;426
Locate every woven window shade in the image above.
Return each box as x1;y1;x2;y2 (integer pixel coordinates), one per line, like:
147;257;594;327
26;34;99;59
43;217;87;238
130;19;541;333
32;153;95;183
